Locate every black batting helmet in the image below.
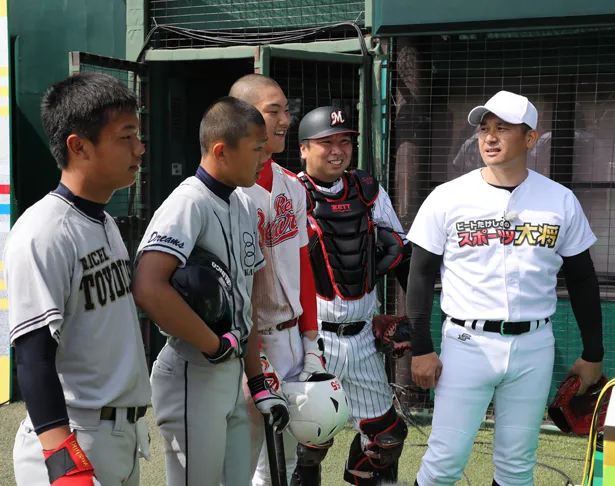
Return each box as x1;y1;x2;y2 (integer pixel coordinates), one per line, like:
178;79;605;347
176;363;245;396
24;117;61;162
298;106;359;143
169;246;233;336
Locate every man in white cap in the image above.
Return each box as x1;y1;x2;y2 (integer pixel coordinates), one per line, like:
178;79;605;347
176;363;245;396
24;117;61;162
405;91;604;485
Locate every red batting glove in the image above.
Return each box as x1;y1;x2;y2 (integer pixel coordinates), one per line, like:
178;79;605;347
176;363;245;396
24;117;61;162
43;432;100;485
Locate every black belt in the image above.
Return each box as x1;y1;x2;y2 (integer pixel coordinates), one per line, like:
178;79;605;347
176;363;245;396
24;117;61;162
100;406;147;424
321;321;366;336
276;318;298;331
450;317;549;336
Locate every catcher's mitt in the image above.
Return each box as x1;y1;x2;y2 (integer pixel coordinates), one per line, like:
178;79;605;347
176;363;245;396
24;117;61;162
372;315;411;359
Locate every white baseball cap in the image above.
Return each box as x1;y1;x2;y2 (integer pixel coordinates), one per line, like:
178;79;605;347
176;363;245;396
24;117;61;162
468;91;538;129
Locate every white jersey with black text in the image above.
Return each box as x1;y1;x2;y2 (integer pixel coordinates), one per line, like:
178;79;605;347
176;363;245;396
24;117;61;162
408;168;597;321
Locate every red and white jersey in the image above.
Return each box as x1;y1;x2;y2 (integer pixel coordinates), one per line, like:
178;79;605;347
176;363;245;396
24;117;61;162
241;161;309;330
297;171;409;324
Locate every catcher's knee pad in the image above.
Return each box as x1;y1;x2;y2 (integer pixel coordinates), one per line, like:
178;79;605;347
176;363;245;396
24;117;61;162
344;407;408;485
290;440;333;486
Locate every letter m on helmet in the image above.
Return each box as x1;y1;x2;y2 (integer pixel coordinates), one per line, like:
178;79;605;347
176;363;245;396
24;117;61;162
330;110;345;126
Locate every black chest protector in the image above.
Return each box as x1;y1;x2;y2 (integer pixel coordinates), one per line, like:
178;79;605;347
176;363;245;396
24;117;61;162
300;169;379;300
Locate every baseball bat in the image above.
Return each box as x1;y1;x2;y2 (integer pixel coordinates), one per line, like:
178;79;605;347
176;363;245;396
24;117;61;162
264;419;282;486
274;427;288;486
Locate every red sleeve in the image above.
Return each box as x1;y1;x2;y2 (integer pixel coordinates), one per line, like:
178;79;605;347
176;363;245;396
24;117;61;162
298;244;318;333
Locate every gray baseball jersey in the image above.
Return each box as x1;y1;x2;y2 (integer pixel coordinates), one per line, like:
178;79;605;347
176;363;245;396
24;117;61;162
4;191;151;409
136;175;265;342
137;173;265;486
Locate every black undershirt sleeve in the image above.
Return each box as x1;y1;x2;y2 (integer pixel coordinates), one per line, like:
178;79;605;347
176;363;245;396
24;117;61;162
406;244;443;356
561;249;604;363
14;327;69;435
393;242;412;293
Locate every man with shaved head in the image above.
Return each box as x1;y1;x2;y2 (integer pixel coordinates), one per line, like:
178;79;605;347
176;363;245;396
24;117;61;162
229;73;281;104
231;74;328;486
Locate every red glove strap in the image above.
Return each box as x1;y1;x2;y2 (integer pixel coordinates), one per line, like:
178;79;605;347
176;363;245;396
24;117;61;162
43;432;96;484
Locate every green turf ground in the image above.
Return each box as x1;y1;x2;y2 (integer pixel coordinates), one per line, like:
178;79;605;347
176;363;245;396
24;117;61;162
0;402;589;485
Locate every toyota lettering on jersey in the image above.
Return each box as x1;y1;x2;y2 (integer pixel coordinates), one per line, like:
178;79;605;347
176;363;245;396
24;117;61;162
79;247;134;312
257;193;299;248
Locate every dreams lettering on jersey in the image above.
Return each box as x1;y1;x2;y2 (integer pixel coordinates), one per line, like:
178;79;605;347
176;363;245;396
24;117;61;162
147;231;185;249
79;247;133;311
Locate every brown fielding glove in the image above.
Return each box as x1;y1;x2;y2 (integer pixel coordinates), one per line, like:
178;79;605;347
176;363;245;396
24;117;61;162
372;315;412;359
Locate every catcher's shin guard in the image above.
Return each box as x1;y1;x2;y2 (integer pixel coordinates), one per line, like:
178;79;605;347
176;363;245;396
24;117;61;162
290;440;333;486
344;407;407;485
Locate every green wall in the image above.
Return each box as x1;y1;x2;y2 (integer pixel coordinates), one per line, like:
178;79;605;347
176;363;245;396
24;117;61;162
9;0;127;217
149;0;364;31
373;0;615;35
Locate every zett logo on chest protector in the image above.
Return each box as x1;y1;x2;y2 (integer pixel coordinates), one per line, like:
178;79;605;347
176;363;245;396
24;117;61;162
314;198;366;221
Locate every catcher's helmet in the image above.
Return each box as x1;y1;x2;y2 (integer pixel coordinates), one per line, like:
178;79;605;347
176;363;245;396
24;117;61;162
298;106;359;143
169;247;233;336
547;374;612;435
282;373;350;446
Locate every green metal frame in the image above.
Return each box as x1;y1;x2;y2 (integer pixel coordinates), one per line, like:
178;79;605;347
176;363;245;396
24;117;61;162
145;46;257;62
267;46;362;64
255;45;270;76
126;0;146;61
133;34;387;262
144;38;363;63
364;0;372;29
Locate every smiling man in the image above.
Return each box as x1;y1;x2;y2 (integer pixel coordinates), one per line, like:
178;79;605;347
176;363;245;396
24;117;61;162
293;106;412;485
229;74;328;486
406;90;604;486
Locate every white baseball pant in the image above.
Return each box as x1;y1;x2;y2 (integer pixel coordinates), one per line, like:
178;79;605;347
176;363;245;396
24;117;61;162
151;343;250;486
416;318;555;486
322;318;393;430
246;324;304;486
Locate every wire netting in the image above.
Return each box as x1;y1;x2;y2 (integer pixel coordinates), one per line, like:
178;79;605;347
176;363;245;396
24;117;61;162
270;57;361;173
387;29;615;424
147;0;366;49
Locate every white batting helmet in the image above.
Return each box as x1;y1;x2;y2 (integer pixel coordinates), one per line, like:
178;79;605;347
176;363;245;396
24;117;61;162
282;373;350;446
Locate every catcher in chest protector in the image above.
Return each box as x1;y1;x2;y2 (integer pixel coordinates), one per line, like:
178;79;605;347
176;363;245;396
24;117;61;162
293;105;413;486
